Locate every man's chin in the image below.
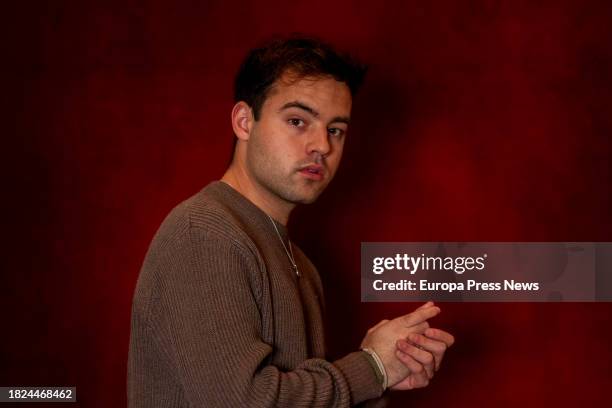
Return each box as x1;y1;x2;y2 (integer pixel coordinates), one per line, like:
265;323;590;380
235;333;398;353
274;178;330;205
284;188;325;205
295;196;319;205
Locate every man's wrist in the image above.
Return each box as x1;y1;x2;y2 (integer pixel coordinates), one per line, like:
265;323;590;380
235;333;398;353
361;348;388;390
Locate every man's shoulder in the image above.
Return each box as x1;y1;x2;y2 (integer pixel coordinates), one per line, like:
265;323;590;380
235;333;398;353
133;184;262;324
135;183;261;293
153;184;251;250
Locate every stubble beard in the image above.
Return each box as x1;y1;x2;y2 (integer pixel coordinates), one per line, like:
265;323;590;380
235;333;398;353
246;133;328;206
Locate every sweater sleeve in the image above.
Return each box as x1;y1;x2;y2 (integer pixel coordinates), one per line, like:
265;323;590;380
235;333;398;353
143;226;384;407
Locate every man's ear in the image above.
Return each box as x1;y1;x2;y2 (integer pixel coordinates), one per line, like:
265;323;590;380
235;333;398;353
231;101;254;141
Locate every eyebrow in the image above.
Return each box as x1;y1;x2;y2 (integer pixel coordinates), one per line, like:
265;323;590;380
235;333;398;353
278;101;351;125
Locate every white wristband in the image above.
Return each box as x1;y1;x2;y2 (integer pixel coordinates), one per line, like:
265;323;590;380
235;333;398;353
361;347;388;390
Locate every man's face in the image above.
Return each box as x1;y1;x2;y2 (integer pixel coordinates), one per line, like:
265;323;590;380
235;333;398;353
245;73;352;205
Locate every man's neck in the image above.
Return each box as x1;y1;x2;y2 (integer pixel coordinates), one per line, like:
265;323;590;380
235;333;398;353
221;166;294;226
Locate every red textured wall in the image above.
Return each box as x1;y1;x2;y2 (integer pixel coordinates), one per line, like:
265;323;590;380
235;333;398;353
4;1;612;406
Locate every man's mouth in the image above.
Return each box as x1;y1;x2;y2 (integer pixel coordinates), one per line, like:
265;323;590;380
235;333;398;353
298;165;325;181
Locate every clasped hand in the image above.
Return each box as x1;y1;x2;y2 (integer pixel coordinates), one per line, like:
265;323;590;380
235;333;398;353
360;302;454;390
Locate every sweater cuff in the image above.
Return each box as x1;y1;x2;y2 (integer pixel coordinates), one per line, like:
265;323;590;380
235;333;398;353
334;351;384;405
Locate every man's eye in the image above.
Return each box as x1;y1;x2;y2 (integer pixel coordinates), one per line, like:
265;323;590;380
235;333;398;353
328;128;345;137
288;118;305;127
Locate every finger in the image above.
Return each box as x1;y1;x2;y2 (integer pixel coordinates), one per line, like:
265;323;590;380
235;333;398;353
397;306;440;327
391;370;430;390
398;321;429;338
397;339;435;379
395;346;425;377
416;301;434;310
410;372;430;389
389;370;430;391
408;333;447;371
425;327;455;348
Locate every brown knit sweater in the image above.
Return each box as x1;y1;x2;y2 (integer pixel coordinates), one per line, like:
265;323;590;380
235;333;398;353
128;181;384;407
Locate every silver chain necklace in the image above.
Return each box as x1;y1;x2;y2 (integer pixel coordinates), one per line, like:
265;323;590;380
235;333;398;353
266;214;300;277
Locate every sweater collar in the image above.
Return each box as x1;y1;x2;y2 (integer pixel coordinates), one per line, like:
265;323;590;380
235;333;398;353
206;180;290;242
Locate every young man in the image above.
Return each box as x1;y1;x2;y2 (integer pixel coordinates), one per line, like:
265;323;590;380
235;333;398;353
128;37;454;407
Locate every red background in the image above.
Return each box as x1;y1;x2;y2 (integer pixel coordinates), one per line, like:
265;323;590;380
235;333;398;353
4;1;612;406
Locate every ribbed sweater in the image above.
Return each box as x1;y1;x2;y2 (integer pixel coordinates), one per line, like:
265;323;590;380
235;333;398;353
128;181;385;407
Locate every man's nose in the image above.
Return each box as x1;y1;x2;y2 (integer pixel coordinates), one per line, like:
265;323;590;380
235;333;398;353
306;126;331;158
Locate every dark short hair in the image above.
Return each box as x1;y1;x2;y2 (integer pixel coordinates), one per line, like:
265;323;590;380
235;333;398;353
234;35;367;120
